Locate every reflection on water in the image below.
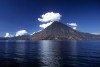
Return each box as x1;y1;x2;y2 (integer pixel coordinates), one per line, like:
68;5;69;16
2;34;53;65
39;40;77;67
39;40;61;67
0;40;100;67
14;41;26;62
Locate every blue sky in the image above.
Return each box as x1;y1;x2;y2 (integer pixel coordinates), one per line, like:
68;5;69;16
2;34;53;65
0;0;100;36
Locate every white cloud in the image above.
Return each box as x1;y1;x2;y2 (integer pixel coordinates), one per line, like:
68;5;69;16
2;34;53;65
39;22;53;29
30;32;36;35
72;27;77;30
37;30;42;32
91;33;100;35
38;12;62;22
67;23;77;27
15;30;27;37
67;23;77;30
5;33;13;37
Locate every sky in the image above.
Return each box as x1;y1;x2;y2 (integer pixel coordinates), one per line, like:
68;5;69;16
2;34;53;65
0;0;100;37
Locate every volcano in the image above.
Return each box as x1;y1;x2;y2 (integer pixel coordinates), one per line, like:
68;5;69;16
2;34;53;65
3;21;100;40
29;21;100;40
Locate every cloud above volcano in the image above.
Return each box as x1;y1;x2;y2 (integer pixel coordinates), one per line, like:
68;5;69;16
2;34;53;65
39;22;53;29
38;12;62;22
67;23;77;30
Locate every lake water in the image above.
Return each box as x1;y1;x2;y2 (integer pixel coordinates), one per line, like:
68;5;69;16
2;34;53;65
0;40;100;67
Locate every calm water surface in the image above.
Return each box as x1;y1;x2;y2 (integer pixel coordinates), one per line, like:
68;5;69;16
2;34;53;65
0;40;100;67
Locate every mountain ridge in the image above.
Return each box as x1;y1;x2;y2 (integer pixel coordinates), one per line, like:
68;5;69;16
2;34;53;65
1;21;100;40
29;21;100;40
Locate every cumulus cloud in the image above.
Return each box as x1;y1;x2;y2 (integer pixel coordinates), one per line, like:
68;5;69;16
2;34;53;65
15;30;27;37
39;22;53;29
67;23;77;27
72;27;77;30
38;12;61;29
37;30;42;32
5;33;13;37
38;12;62;22
67;23;77;30
91;33;100;35
30;32;36;35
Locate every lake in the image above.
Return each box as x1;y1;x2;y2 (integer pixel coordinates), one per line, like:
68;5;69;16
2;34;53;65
0;40;100;67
